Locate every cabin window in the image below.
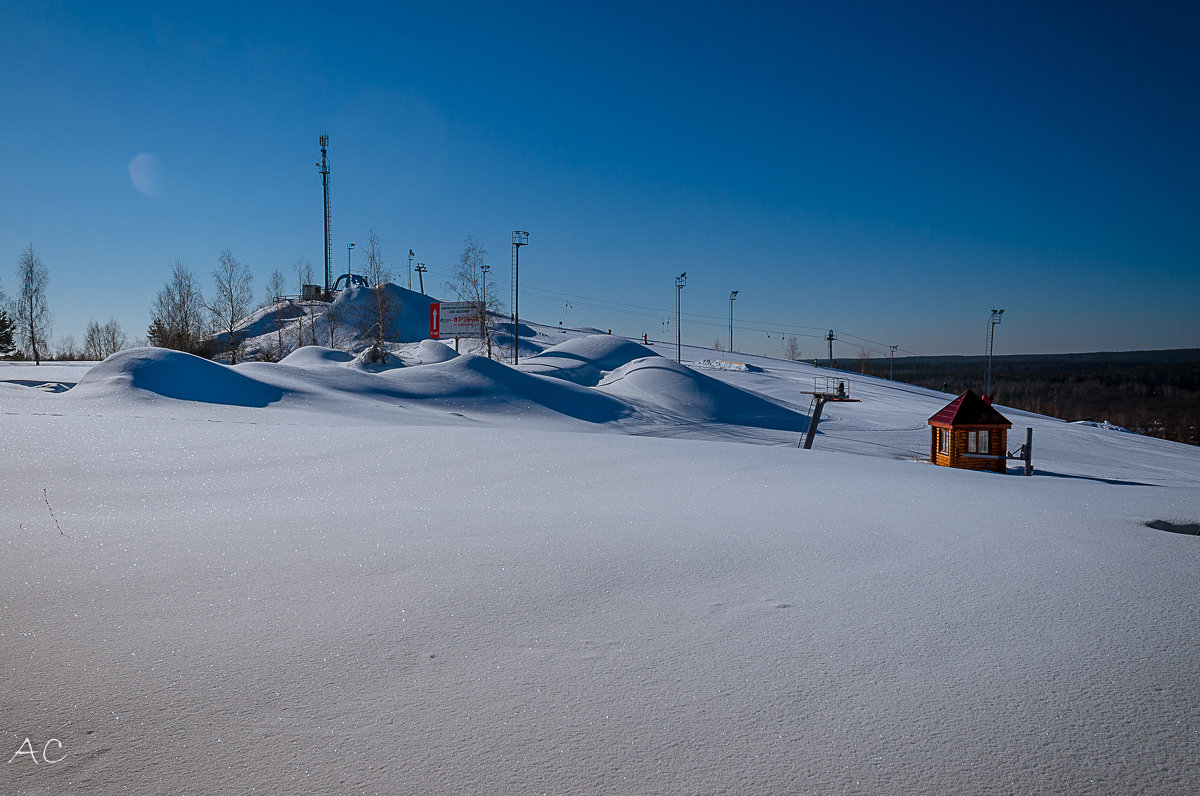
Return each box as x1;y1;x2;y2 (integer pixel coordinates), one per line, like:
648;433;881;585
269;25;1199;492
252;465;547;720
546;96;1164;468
965;430;991;454
938;428;949;454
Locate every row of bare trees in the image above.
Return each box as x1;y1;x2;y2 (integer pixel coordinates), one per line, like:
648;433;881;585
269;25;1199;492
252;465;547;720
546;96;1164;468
2;244;137;363
4;232;488;366
147;249;255;363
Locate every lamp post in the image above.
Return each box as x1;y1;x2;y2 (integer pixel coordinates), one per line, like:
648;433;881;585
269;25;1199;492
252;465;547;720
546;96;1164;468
728;290;738;353
345;242;355;290
479;263;490;344
986;309;1004;397
408;249;414;290
511;231;529;364
888;344;899;380
675;272;687;362
414;263;426;294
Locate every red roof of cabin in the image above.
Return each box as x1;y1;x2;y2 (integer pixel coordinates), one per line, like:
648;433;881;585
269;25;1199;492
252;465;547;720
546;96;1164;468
928;389;1012;428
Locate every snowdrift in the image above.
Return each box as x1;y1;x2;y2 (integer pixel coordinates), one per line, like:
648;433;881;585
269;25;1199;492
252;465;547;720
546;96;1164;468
398;339;460;365
377;353;631;423
279;346;355;367
69;348;284;407
517;334;659;385
61;336;807;434
597;356;807;431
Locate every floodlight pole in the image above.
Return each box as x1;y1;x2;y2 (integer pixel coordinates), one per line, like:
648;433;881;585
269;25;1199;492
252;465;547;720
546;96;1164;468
986;309;1004;397
408;249;414;290
888;344;898;380
479;263;491;347
729;290;738;353
345;242;355;289
511;231;529;364
675;272;687;362
415;263;426;294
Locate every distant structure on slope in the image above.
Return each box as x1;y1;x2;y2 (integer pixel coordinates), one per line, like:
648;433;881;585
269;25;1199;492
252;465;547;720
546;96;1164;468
928;390;1012;473
334;273;369;291
798;376;859;450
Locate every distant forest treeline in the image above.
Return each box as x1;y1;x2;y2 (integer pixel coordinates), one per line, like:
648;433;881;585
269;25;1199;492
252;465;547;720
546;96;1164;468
857;349;1200;446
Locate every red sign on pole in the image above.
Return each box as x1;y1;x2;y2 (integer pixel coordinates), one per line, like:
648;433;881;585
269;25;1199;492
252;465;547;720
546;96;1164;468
429;302;441;339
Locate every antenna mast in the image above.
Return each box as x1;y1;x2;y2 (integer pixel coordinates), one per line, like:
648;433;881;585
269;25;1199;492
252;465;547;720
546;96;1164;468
318;135;332;295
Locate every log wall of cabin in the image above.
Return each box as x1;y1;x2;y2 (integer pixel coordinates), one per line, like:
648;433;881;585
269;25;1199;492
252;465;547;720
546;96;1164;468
930;425;1008;472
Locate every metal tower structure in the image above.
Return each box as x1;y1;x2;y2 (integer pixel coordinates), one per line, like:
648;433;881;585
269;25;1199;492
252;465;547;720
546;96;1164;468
317;135;333;295
511;231;529;364
798;377;860;449
480;263;491;356
826;329;837;368
728;290;738;352
675;272;687;362
985;309;1004;397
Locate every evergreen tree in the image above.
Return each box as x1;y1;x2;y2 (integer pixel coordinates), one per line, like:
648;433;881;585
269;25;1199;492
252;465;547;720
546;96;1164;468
0;308;15;356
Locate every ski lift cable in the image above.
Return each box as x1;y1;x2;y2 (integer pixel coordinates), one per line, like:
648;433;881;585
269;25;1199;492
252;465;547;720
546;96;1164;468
422;268;930;356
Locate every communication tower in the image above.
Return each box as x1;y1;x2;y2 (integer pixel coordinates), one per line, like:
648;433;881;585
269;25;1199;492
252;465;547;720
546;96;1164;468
317;135;333;295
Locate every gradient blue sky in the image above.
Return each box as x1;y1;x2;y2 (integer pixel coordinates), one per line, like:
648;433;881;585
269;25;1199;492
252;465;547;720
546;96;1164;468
3;1;1197;358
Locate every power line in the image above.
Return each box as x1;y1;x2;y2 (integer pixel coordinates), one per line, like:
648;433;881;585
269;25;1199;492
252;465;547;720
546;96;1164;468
420;265;932;357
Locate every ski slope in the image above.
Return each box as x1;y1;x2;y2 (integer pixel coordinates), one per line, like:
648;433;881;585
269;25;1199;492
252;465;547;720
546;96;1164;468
2;289;1198;794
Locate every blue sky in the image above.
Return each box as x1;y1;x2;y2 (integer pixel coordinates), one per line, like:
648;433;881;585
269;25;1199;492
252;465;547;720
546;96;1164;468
3;1;1197;358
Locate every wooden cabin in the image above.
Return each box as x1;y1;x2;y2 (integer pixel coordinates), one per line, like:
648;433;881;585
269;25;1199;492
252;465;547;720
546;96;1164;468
928;390;1012;472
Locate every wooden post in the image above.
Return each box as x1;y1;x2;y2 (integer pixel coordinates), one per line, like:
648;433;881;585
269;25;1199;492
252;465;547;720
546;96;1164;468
1024;427;1033;476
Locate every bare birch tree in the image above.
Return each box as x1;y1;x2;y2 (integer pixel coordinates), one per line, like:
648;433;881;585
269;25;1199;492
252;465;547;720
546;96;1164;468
148;260;208;354
444;236;499;354
15;244;52;365
293;257;314;348
361;229;397;363
209;249;254;364
263;268;289;361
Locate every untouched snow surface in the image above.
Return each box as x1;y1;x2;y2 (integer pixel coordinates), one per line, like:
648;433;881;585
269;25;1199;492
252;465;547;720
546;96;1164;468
2;325;1199;794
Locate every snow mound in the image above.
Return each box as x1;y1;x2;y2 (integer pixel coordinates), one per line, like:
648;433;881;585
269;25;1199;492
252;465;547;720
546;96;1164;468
70;348;284;407
398;339;460;366
597;357;806;430
1072;420;1135;433
330;283;439;343
279;346;355;367
517;334;658;385
692;359;765;373
379;353;631;423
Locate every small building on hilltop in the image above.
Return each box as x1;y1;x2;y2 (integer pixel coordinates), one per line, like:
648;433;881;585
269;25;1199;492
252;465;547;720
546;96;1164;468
928;390;1012;472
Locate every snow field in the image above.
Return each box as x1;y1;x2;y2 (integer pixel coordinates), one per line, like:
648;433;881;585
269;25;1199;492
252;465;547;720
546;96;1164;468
2;306;1199;793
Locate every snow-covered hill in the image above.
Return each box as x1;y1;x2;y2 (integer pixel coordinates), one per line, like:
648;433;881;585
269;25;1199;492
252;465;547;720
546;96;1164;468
2;293;1198;793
